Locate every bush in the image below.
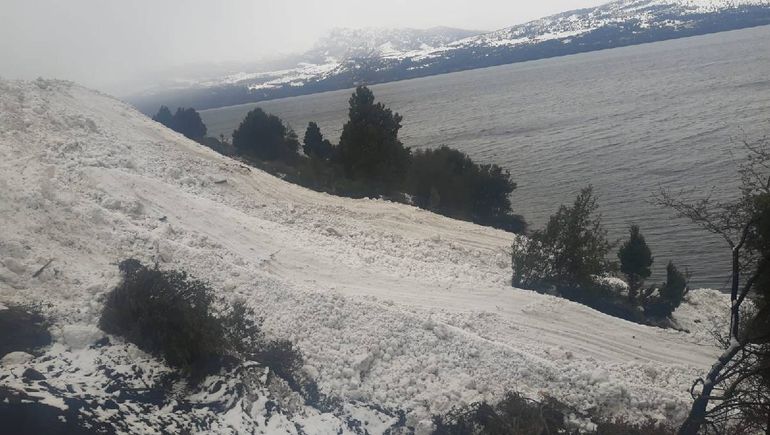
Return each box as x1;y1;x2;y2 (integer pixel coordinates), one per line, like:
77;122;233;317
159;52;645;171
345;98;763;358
433;393;567;435
99;259;230;374
643;261;689;319
232;107;300;163
432;392;674;435
99;259;304;383
405;146;526;233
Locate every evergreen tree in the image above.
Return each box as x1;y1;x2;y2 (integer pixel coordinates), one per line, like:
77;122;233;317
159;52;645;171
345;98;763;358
152;106;174;128
337;86;410;191
172;107;207;140
303;122;333;160
660;261;687;311
232;108;299;162
512;186;612;291
618;225;653;301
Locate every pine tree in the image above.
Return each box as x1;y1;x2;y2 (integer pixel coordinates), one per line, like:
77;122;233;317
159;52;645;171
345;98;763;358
172;108;207;140
660;261;687;311
232;108;299;162
338;86;410;191
303;122;333;160
152;106;174;128
618;225;653;301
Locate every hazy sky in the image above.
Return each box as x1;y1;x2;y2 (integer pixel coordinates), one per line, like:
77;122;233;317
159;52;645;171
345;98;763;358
0;0;609;93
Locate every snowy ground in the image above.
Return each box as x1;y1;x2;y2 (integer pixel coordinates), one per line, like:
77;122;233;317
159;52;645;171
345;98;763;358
0;79;728;433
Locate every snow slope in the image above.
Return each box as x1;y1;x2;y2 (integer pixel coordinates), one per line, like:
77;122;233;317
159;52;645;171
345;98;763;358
0;79;726;432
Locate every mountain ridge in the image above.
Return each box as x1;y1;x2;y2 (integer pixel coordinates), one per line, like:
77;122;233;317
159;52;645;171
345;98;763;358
127;0;770;113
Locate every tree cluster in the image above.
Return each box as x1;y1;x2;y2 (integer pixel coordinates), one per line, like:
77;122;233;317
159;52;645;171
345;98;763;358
512;186;688;324
152;106;207;140
229;86;526;233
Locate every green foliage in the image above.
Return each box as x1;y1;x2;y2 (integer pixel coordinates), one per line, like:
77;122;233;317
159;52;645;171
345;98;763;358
232;108;300;162
338;86;411;191
513;186;612;291
302;122;334;160
618;225;653;301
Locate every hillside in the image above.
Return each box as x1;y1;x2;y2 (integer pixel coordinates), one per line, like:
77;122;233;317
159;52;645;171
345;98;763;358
128;0;770;113
0;79;726;433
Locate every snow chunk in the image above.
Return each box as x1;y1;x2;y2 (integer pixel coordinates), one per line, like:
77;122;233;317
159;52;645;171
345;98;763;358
61;324;104;350
1;351;34;366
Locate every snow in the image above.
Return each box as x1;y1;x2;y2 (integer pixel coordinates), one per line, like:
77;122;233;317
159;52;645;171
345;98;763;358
1;351;34;366
0;78;729;431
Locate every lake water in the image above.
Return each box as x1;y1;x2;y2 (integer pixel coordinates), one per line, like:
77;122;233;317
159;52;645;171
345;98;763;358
201;26;770;290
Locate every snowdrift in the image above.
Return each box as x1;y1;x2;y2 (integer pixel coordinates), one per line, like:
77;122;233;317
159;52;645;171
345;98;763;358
0;79;725;433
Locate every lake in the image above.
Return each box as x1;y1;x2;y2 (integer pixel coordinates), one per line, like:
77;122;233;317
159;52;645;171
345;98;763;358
201;25;770;290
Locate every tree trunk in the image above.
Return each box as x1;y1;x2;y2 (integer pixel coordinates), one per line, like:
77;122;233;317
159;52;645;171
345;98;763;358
678;343;743;435
731;246;740;338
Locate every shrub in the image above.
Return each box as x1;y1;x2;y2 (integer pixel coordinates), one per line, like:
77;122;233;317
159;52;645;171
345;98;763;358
432;392;674;435
643;261;689;319
232;107;300;163
432;393;566;435
618;225;653;301
405;146;526;233
99;259;305;384
99;259;228;374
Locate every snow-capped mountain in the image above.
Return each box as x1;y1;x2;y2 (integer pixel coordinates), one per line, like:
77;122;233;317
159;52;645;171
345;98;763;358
308;27;483;60
128;0;770;113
